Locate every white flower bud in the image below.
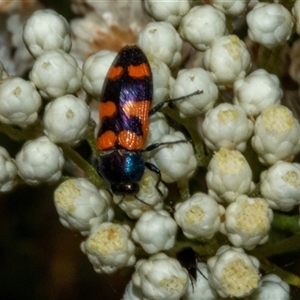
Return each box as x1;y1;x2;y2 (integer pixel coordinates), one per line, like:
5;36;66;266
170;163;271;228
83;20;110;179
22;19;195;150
29;50;82;99
113;169;166;219
174;193;224;239
179;5;226;51
206;148;255;203
132;253;188;300
212;0;249;16
144;0;192;27
248;274;290;300
170;68;218;118
203;35;251;88
0;147;17;192
247;3;293;49
23;9;72;58
131;210;177;254
251;105;300;165
123;280;144;300
0;77;41;127
81;222;136;274
183;262;219;300
292;0;300;36
82;50;117;99
207;245;260;298
43;95;90;146
220;196;273;250
233;69;282;117
54;178;114;236
260;161;300;211
149;57;173;108
137;21;183;68
202;103;253;152
149;131;197;183
15;136;64;185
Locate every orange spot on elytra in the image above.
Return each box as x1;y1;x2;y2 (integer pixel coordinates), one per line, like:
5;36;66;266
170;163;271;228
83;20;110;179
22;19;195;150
121;100;150;148
100;101;117;118
128;63;151;78
97;130;117;150
107;66;123;79
122;100;150;118
119;130;144;150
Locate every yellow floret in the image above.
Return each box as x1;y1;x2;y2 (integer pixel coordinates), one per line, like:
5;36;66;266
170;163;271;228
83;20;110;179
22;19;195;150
282;171;300;187
185;205;205;224
88;225;123;257
221;259;260;297
236;198;269;233
54;179;79;212
218;109;239;124
223;35;241;61
262;105;294;133
215;148;245;175
160;275;187;293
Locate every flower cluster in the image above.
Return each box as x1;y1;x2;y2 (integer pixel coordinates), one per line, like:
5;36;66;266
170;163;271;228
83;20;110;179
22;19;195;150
1;1;300;299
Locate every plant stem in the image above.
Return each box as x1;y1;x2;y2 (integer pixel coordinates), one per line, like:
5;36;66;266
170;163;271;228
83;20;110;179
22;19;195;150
260;259;300;287
59;143;104;187
251;234;300;258
272;212;300;234
177;179;190;201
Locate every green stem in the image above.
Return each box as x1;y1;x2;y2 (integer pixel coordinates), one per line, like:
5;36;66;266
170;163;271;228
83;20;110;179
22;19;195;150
177;179;190;201
59;143;104;188
251;234;300;258
85;118;100;157
0;123;25;141
260;260;300;287
257;45;284;76
0;121;43;142
272;212;300;234
225;15;233;34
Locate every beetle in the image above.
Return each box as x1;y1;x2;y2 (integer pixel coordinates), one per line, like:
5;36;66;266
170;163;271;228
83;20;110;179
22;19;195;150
96;45;201;198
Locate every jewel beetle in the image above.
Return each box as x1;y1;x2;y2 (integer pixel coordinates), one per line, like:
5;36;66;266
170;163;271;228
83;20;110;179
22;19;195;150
96;45;201;197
